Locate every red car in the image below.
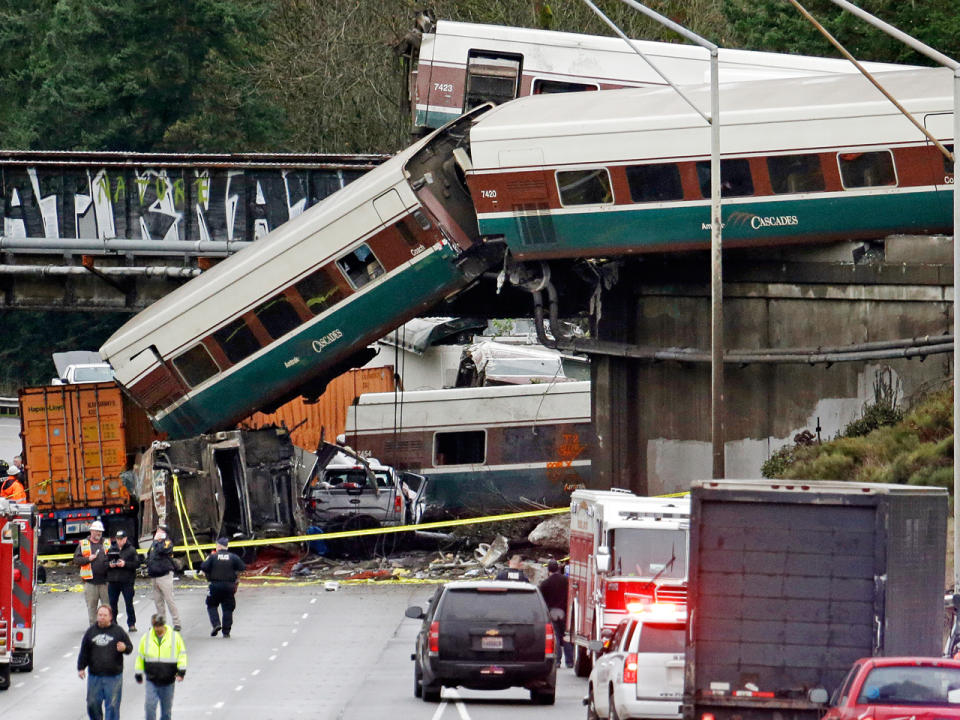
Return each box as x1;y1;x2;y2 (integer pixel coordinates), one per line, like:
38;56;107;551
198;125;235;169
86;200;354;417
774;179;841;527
822;657;960;720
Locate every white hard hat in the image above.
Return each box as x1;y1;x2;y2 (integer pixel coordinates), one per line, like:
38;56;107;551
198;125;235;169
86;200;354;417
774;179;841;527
7;465;18;475
90;520;105;532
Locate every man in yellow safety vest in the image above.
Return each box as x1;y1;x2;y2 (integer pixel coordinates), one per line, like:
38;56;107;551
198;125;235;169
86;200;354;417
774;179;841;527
73;520;112;625
135;613;187;720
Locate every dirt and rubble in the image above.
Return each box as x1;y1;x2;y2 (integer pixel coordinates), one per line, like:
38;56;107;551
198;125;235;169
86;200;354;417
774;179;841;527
38;515;571;588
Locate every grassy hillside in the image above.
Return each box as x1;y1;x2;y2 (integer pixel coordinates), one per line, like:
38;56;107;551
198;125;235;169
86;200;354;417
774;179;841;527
763;388;953;492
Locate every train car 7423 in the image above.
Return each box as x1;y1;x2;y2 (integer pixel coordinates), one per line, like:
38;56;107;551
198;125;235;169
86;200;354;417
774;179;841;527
101;107;496;439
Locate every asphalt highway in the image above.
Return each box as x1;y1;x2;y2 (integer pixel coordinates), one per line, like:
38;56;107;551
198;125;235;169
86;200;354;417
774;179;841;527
0;573;589;719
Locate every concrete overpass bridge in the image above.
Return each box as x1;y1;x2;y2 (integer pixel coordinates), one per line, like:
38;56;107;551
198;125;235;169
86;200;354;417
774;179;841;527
0;150;386;311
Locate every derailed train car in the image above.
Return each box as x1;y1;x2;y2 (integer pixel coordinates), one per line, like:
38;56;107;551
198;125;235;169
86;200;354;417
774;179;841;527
101;107;498;440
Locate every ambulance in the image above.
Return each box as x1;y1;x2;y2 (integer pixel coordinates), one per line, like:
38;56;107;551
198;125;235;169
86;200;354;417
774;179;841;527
567;488;689;677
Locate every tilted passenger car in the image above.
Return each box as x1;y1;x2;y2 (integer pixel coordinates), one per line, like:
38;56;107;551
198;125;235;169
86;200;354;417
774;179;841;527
405;580;556;704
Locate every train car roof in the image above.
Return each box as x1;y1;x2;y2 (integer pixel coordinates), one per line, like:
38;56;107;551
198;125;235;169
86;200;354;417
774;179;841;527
101;137;428;358
433;20;915;81
468;67;953;163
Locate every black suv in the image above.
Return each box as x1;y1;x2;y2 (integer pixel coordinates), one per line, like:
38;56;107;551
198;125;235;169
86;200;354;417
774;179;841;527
406;580;557;704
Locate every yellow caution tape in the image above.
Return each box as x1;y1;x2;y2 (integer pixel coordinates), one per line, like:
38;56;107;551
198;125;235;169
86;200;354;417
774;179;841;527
38;490;689;561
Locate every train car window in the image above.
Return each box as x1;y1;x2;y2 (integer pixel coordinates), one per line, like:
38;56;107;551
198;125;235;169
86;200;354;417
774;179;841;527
464;51;522;111
336;243;385;290
212;317;260;364
434;430;485;465
532;78;599;94
625;163;683;203
557;168;613;206
172;344;220;388
295;267;345;316
837;151;896;188
696;158;754;198
254;293;302;340
767;154;826;194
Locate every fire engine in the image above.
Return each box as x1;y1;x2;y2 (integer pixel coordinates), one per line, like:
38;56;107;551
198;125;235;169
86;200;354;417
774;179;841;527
567;488;689;678
0;498;39;690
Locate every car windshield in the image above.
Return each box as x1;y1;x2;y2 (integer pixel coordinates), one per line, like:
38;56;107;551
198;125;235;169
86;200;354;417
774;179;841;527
858;666;960;705
610;528;687;579
441;589;543;623
74;365;115;382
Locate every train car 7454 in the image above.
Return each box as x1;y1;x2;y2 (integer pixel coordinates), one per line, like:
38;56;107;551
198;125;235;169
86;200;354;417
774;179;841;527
101;107;496;439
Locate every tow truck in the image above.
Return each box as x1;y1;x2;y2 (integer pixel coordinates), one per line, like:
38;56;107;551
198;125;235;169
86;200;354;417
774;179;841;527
0;498;39;690
567;488;689;677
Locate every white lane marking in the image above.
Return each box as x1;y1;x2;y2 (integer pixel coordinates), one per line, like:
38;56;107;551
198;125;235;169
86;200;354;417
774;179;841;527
447;689;472;720
281;641;288;647
430;701;449;720
40;666;50;672
301;613;309;619
251;669;260;676
214;701;224;709
310;598;317;604
268;655;277;661
14;681;24;688
291;629;298;634
235;685;243;691
62;652;72;658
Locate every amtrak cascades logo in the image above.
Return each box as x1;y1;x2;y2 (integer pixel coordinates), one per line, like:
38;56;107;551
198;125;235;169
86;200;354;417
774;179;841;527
312;329;344;354
702;213;800;231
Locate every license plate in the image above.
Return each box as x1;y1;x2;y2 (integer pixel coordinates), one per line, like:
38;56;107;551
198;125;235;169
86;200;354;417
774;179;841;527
481;636;504;650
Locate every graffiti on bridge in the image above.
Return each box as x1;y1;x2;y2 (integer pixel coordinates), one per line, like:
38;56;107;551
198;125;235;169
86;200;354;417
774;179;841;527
0;165;367;245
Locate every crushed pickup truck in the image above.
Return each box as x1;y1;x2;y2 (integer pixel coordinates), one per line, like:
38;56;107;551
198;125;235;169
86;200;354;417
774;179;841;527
301;441;427;556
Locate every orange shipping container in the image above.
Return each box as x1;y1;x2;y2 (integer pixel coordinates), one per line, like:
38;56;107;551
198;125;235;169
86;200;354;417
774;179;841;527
19;382;162;511
242;367;394;451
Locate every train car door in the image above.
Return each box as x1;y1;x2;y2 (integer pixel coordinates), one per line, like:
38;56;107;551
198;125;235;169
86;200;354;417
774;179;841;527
923;112;954;218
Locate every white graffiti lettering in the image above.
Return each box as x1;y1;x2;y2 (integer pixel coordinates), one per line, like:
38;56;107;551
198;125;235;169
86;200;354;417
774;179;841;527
311;329;344;354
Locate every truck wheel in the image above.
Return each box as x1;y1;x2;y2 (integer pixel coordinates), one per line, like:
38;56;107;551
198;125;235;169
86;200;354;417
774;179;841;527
422;682;441;702
587;685;600;720
531;688;555;705
609;689;620;720
574;645;593;677
414;661;423;698
0;664;9;690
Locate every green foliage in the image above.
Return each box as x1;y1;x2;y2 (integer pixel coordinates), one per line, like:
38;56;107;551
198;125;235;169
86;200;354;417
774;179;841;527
723;0;960;65
763;389;954;497
842;401;903;438
0;0;282;151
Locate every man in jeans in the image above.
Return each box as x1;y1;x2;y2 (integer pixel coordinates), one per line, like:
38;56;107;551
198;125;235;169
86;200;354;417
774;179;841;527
539;559;574;667
145;525;181;631
74;520;111;625
135;613;187;720
106;529;140;632
77;605;132;720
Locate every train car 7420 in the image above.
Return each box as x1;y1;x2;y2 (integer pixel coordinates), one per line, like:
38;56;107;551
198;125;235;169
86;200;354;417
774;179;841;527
465;68;954;260
101;107;496;439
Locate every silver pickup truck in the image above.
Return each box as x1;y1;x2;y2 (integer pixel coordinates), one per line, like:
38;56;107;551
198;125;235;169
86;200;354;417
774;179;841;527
301;441;427;555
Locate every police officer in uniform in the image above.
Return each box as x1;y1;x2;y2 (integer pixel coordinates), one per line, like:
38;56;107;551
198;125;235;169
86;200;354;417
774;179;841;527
199;538;245;638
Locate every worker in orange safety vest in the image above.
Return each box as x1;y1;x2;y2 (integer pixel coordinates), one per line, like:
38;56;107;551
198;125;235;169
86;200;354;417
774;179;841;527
73;520;112;625
0;465;26;503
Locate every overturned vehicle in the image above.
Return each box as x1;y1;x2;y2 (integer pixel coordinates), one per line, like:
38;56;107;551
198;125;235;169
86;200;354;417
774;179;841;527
136;427;305;551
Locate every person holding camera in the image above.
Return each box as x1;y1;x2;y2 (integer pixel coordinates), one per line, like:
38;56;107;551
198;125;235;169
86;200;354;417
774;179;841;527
107;530;140;633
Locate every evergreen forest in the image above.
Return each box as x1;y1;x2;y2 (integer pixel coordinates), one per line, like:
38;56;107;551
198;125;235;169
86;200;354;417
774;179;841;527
0;0;957;388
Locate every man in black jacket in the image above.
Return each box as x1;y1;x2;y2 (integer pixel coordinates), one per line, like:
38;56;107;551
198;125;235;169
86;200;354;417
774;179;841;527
539;559;574;668
77;605;133;720
106;529;140;632
200;537;246;638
